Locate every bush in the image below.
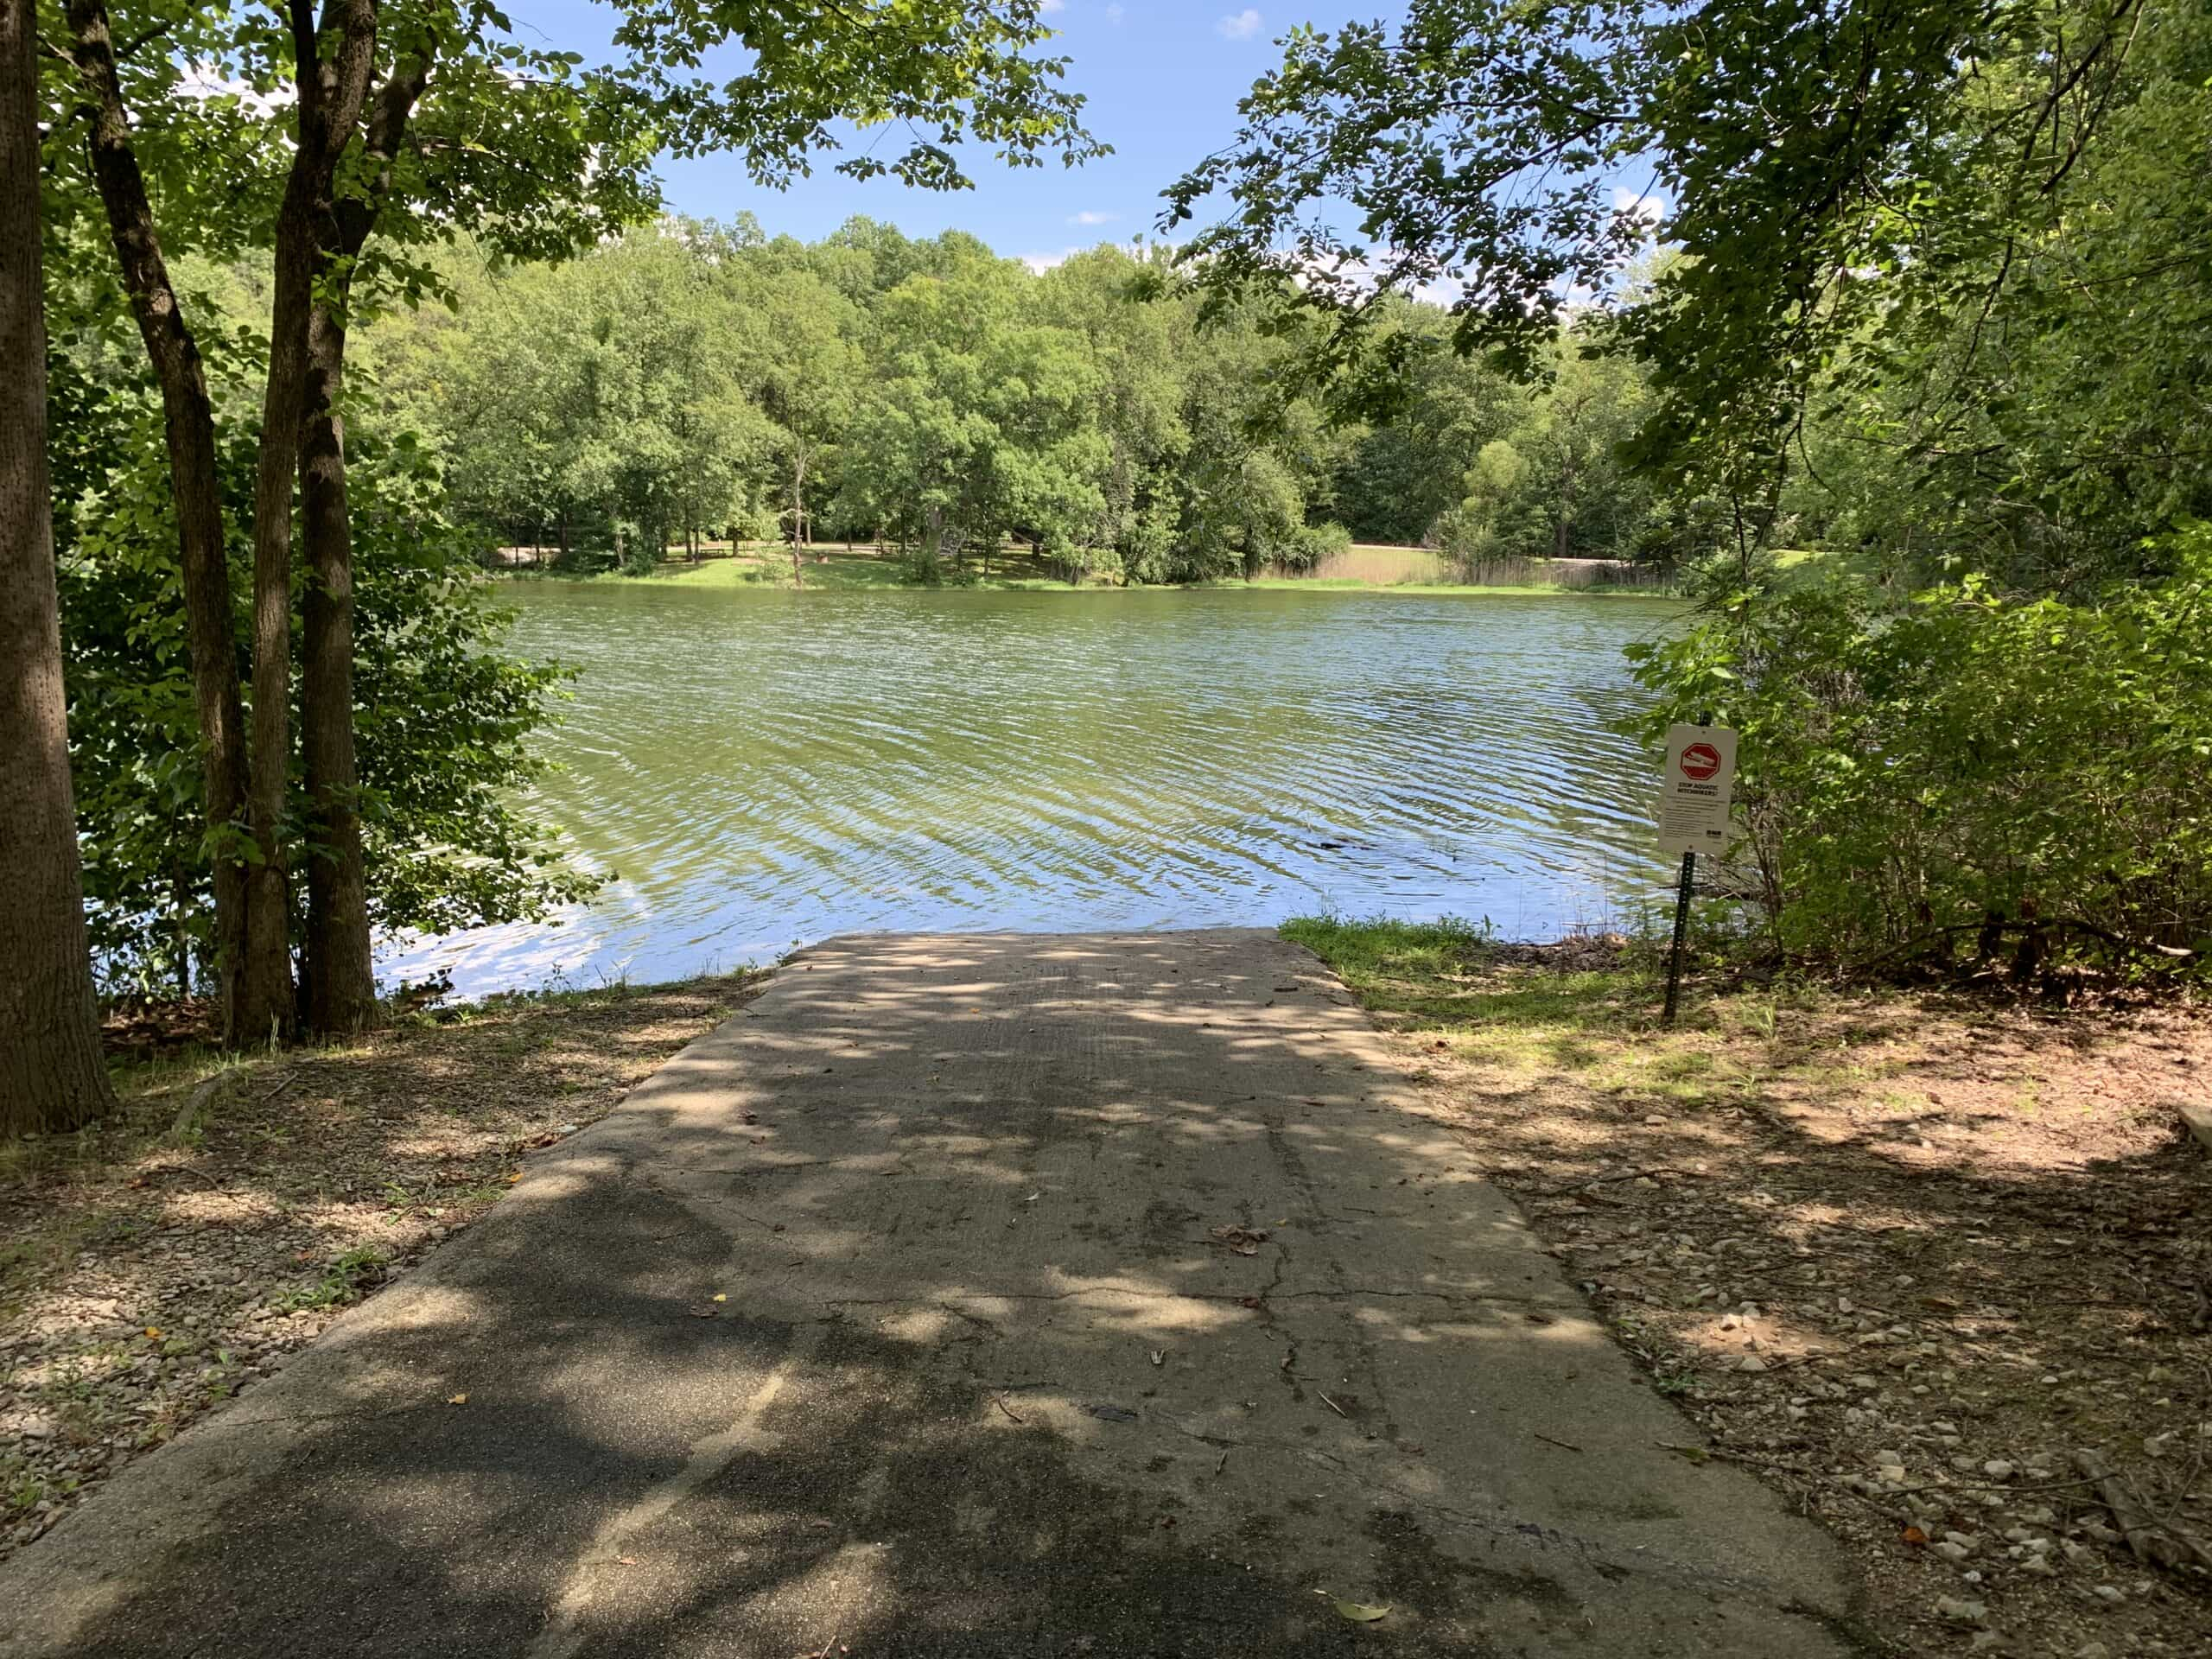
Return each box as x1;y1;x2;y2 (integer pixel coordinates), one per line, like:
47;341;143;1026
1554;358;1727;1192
1281;521;1354;574
52;334;597;995
1625;533;2212;981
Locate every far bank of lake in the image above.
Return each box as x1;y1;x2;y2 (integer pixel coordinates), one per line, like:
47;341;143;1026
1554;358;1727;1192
387;583;1683;995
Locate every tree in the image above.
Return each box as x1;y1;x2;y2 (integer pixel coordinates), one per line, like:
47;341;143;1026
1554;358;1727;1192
837;253;1106;576
1035;246;1185;582
1;0;113;1131
48;245;601;1000
1163;3;2161;507
730;262;864;582
62;0;259;1039
58;0;1098;1041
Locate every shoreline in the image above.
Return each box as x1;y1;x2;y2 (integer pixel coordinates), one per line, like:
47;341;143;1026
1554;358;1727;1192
485;546;1682;600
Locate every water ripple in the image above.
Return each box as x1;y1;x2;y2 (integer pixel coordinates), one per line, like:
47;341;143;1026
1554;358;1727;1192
385;586;1685;995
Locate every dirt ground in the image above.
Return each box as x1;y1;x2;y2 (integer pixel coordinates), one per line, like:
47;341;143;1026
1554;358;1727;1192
0;975;763;1564
1288;918;2212;1658
10;932;2212;1656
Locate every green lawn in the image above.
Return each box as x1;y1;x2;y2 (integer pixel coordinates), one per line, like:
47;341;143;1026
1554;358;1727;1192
505;546;1680;598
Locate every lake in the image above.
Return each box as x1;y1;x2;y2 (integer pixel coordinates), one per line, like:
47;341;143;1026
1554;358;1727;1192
386;583;1684;996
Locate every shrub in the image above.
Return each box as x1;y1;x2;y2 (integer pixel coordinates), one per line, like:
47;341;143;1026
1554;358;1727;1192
1625;531;2212;981
1281;521;1354;574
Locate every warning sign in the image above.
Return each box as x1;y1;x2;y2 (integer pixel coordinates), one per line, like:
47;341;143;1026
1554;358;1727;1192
1657;724;1738;855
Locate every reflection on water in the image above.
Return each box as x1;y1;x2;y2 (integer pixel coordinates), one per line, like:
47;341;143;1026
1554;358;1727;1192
385;584;1684;995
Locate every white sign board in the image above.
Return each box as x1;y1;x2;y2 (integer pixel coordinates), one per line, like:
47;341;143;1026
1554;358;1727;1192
1656;723;1738;857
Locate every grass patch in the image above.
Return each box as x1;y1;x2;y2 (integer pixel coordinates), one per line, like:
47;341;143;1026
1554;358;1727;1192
273;1246;390;1313
1281;914;1659;1039
499;547;1681;598
505;546;1110;592
1192;576;1681;597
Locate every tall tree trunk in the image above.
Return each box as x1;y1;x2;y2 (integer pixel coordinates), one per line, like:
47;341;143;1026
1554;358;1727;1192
1;0;115;1133
1554;448;1577;563
791;486;804;588
238;0;382;1046
66;0;255;1043
298;286;378;1038
291;42;423;1040
238;193;315;1045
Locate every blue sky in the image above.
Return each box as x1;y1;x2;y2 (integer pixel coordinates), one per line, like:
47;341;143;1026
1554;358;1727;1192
518;2;1346;267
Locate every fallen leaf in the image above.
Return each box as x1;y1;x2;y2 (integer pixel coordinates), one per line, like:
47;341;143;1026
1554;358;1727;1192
447;1392;469;1406
1902;1526;1929;1547
1149;1349;1166;1367
1334;1601;1390;1623
143;1326;162;1340
615;1555;638;1567
712;1293;728;1303
1208;1224;1270;1255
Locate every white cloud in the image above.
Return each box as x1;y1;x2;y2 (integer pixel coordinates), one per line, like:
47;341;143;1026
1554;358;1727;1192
1068;209;1119;226
1041;0;1065;12
1275;245;1470;311
1611;186;1669;228
1020;248;1082;274
1217;10;1262;41
1106;3;1126;20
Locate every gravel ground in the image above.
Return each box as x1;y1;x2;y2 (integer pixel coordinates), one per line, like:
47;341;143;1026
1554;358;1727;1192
0;974;764;1564
1292;922;2212;1659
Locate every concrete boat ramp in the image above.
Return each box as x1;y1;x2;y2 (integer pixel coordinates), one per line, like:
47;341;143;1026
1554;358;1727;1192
0;931;1862;1656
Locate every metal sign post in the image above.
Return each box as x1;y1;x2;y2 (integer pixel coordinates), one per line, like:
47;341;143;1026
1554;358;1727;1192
1662;849;1696;1026
1655;721;1738;1027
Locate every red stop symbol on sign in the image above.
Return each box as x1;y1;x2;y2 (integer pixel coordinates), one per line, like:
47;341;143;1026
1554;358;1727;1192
1679;741;1723;781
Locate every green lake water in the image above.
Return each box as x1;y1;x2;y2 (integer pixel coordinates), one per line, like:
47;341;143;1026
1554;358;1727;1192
388;583;1684;995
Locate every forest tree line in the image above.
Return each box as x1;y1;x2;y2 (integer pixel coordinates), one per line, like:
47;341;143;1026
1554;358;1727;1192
365;216;1669;584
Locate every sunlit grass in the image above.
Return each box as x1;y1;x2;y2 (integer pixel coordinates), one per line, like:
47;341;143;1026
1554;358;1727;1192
1282;915;1975;1123
1281;914;1659;1035
500;545;1682;597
